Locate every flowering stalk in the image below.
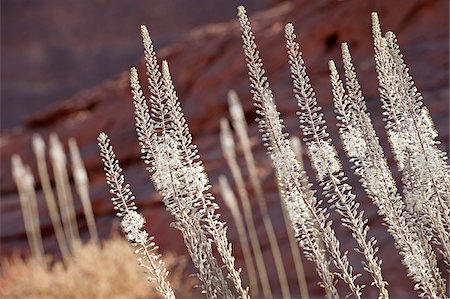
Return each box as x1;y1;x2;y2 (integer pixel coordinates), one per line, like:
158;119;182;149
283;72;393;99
98;133;175;299
220;117;270;298
138;29;225;297
12;155;45;263
228;91;310;299
32;135;70;263
131;65;228;298
329;42;446;298
238;6;353;298
219;175;259;298
371;13;450;266
49;134;80;249
162;60;248;298
285;23;387;298
69;138;99;244
128;26;247;298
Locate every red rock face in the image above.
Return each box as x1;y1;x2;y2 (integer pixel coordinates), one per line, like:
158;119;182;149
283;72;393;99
1;0;272;129
0;0;448;297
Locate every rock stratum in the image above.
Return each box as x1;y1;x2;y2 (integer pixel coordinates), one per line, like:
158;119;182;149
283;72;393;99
1;0;448;297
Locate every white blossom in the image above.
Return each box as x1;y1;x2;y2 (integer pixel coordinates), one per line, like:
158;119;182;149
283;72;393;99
181;165;208;193
419;107;438;140
271;144;301;178
239;11;347;298
153;136;183;191
131;30;244;297
122;210;145;232
342;129;367;158
287;22;384;298
309;141;341;179
388;130;409;170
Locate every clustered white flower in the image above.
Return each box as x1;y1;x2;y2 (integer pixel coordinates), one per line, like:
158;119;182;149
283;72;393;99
286;190;310;223
271;144;301;178
153;136;182;191
309;140;341;179
388;130;409;170
364;168;389;195
342;129;367;158
390;128;443;178
181;165;208;193
286;190;313;249
271;145;308;217
419;107;438;140
264;96;279;122
402;239;430;276
121;210;149;243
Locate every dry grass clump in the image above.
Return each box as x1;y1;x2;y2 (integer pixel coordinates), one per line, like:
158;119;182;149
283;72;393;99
0;237;192;299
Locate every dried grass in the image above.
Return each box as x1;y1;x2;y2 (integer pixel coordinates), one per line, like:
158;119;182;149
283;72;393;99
0;237;193;299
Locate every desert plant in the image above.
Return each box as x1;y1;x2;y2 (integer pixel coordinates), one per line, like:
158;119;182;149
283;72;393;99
41;5;447;299
371;13;450;268
98;25;249;299
10;133;187;298
69;138;99;244
223;91;290;299
11;155;45;264
32;135;71;263
219;117;270;298
13;134;100;265
284;23;388;298
98;133;175;299
224;91;310;299
329;42;446;298
238;6;352;298
49;134;80;249
237;5;448;299
218;175;259;298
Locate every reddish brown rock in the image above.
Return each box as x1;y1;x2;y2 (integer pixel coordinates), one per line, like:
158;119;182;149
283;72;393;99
1;0;273;129
1;0;448;297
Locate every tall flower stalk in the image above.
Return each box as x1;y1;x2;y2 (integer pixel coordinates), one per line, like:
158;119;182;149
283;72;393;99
49;134;80;249
32;135;70;263
220;117;271;298
227;91;310;299
130;64;230;298
238;6;361;298
219;175;259;298
98;133;175;299
69;138;99;244
285;23;388;298
329;42;446;298
371;13;450;266
227;89;292;299
122;25;248;298
11;155;45;263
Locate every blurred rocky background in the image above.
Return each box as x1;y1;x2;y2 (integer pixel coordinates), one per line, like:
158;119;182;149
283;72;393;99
1;0;272;129
1;0;448;298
